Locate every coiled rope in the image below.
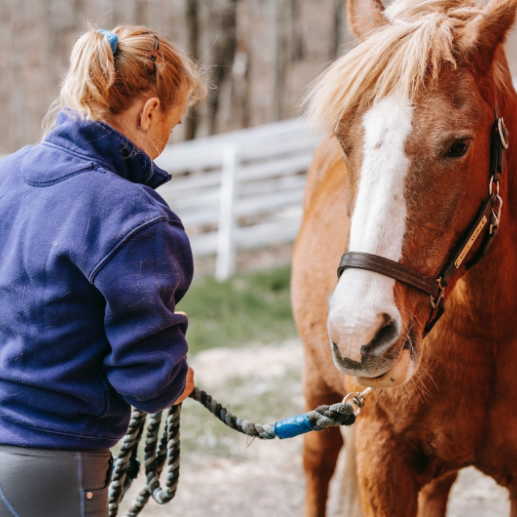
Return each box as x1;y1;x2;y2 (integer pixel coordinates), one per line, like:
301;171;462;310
108;386;370;517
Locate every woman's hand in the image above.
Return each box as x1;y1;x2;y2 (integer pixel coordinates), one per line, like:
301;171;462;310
174;366;194;405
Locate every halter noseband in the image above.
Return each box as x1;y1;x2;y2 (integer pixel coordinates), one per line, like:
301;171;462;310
337;116;509;336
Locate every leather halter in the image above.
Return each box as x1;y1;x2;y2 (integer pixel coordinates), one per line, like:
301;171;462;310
337;116;509;336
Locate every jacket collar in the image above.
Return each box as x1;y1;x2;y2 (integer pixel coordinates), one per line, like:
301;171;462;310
44;111;171;189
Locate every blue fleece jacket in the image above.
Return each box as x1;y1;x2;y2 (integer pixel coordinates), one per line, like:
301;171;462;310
0;111;193;449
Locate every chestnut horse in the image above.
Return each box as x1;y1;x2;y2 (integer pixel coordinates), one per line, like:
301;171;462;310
292;0;517;516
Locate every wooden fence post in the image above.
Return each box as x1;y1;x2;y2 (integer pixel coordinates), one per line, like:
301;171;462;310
216;145;238;280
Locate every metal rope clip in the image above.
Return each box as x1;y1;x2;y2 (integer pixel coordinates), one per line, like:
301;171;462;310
342;387;373;416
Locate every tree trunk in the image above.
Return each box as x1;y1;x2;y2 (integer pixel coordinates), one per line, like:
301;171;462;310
290;0;304;62
270;0;289;121
332;0;343;58
206;0;238;135
184;0;200;140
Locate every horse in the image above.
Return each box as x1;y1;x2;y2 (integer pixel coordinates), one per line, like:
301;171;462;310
291;0;517;515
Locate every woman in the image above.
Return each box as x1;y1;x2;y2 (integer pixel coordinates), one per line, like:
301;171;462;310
0;26;205;517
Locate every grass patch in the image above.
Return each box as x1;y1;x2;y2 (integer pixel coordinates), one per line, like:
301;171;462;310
178;266;298;355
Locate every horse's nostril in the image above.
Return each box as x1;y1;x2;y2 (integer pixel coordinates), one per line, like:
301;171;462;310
328;311;401;368
381;313;392;327
362;316;399;357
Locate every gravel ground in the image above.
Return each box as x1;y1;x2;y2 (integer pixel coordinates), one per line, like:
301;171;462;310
118;342;510;517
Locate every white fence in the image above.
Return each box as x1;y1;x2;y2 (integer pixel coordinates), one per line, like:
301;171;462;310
156;118;320;280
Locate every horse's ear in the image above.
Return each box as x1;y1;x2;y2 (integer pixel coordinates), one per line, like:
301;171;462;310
348;0;387;40
458;0;517;66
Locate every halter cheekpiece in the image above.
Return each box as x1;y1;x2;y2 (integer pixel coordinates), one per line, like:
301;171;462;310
337;114;509;336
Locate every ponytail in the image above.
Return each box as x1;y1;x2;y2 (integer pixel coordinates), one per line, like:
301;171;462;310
60;28;116;121
44;25;205;132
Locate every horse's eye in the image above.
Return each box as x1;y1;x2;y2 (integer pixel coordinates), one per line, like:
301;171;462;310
446;140;470;158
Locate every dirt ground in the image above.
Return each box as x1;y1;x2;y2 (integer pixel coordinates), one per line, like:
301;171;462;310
118;341;510;517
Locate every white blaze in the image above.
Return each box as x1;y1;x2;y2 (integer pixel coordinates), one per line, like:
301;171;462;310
328;93;413;363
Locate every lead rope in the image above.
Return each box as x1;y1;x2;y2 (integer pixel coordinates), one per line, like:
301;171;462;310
108;386;372;517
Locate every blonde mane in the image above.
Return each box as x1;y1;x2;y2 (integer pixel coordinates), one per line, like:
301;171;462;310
304;0;487;134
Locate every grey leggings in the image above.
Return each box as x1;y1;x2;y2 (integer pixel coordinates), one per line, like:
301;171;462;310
0;445;112;517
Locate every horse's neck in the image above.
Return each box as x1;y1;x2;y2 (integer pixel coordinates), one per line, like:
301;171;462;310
452;82;517;339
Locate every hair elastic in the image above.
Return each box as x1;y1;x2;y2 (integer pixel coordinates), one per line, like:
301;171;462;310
98;29;118;55
150;34;160;62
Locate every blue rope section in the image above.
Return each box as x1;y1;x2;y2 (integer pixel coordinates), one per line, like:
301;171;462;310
273;413;314;439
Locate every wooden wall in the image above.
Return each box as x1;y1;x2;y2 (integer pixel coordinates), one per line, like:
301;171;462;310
0;0;516;154
0;0;351;153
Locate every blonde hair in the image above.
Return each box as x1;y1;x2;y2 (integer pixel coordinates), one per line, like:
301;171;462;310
304;0;487;134
44;25;206;131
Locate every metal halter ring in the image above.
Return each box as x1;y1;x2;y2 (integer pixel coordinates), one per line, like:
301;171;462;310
490;194;504;234
342;387;373;416
489;176;500;196
498;118;509;150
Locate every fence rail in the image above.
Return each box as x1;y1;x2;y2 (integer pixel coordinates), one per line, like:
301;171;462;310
156;117;320;280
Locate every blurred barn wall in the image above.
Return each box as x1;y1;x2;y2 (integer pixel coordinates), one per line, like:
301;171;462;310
0;0;352;153
0;0;515;154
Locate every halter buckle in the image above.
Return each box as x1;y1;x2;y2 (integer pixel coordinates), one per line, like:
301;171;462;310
498;118;509;150
430;277;445;309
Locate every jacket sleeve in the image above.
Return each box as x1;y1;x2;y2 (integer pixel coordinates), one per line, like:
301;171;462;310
91;217;194;413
